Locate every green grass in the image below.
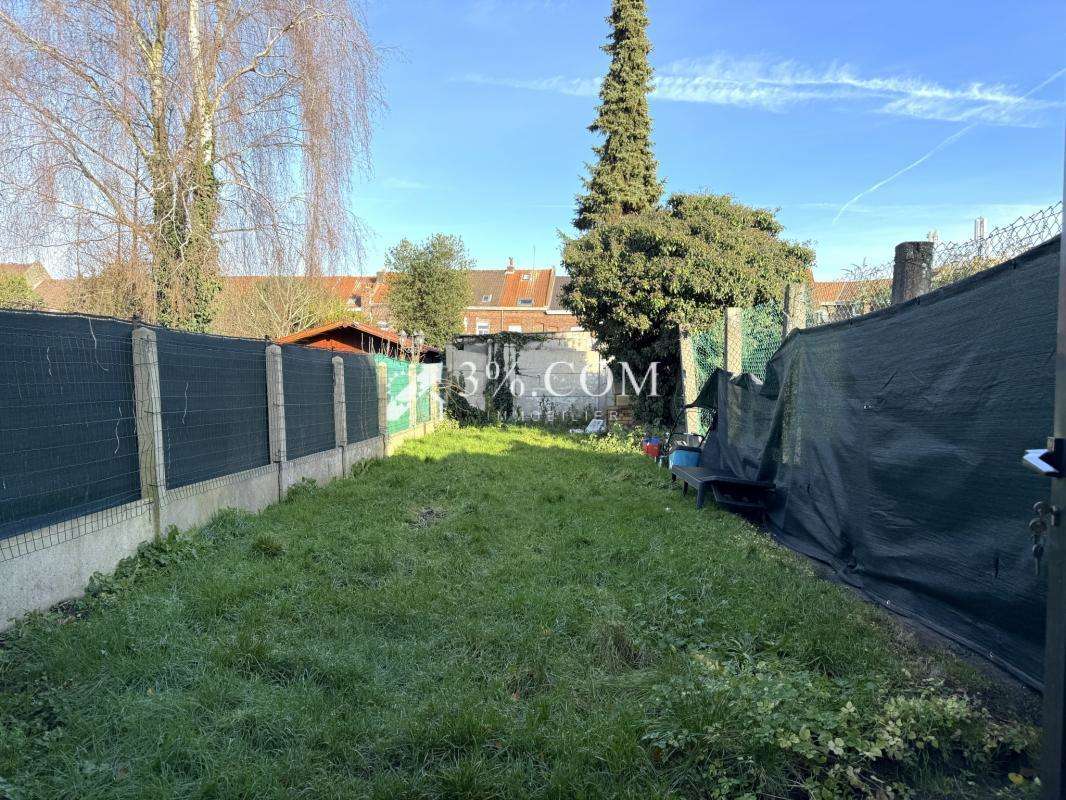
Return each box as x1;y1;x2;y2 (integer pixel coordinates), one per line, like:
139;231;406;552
0;425;1039;799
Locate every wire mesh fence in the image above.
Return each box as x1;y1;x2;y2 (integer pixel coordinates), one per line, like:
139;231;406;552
157;330;271;489
0;312;143;561
0;310;436;564
814;201;1063;325
281;345;337;460
740;300;784;378
689;299;785;391
343;354;381;444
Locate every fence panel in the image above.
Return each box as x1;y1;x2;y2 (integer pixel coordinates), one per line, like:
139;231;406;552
415;362;441;423
157;330;270;489
376;355;412;434
699;236;1060;687
282;345;337;459
740;300;783;378
341;353;380;443
0;313;140;554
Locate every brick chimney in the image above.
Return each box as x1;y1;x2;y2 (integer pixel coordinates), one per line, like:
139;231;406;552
506;257;515;272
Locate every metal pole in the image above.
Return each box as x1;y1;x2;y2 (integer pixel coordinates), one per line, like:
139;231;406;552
1040;133;1066;800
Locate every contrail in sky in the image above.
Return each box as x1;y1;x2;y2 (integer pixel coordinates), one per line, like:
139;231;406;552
832;66;1066;224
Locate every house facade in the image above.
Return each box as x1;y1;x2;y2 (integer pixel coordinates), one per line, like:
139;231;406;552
352;258;582;335
0;262;70;310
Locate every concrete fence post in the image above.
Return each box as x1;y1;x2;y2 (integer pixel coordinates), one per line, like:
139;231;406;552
266;345;286;464
376;362;389;452
782;283;809;338
332;356;347;449
408;361;418;428
678;327;701;435
430;378;441;423
891;241;934;305
724;307;743;375
132;327;166;540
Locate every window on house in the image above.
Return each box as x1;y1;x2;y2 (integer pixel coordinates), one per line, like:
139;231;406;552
507;325;523;332
481;294;492;303
517;298;533;306
476;321;490;335
378;320;390;330
520;274;530;280
349;294;362;308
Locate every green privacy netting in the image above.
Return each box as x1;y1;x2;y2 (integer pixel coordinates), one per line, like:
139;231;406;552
739;300;784;379
685;301;785;427
691;300;785;385
373;355;441;434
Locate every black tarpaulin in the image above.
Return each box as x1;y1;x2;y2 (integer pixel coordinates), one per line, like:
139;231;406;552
699;237;1060;687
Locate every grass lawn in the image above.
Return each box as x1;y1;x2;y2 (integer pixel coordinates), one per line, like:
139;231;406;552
0;425;1039;799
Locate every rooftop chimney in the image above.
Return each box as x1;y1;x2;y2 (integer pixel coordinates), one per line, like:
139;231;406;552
506;257;515;272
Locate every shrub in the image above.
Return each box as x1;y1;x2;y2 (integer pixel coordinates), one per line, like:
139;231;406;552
642;651;1036;798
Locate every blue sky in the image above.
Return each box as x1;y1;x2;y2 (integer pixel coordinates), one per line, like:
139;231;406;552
350;0;1065;280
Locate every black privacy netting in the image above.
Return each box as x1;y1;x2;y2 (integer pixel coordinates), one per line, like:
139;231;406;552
342;353;380;444
697;236;1060;687
156;329;271;489
0;312;140;546
282;345;337;460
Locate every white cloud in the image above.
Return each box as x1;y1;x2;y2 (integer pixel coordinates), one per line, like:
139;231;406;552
460;55;1065;127
461;73;598;97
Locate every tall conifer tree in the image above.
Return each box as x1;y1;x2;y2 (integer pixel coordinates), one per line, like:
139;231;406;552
574;0;662;232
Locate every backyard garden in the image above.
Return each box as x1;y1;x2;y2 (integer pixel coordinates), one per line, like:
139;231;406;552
0;424;1040;799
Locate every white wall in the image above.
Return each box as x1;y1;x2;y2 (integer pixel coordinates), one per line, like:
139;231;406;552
446;333;615;421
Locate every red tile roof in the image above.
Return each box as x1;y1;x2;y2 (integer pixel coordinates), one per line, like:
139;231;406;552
0;262;38;278
276;318;441;355
812;278;891;305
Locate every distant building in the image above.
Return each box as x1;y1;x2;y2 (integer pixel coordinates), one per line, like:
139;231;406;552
810;278;891;323
8;259;584;335
358;258;582;335
276;319;442;362
0;262;70;310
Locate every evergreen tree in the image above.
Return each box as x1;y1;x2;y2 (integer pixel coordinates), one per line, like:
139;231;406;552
564;194;814;422
574;0;662;232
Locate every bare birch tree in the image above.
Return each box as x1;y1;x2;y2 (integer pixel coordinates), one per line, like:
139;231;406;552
0;0;378;330
213;275;366;339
